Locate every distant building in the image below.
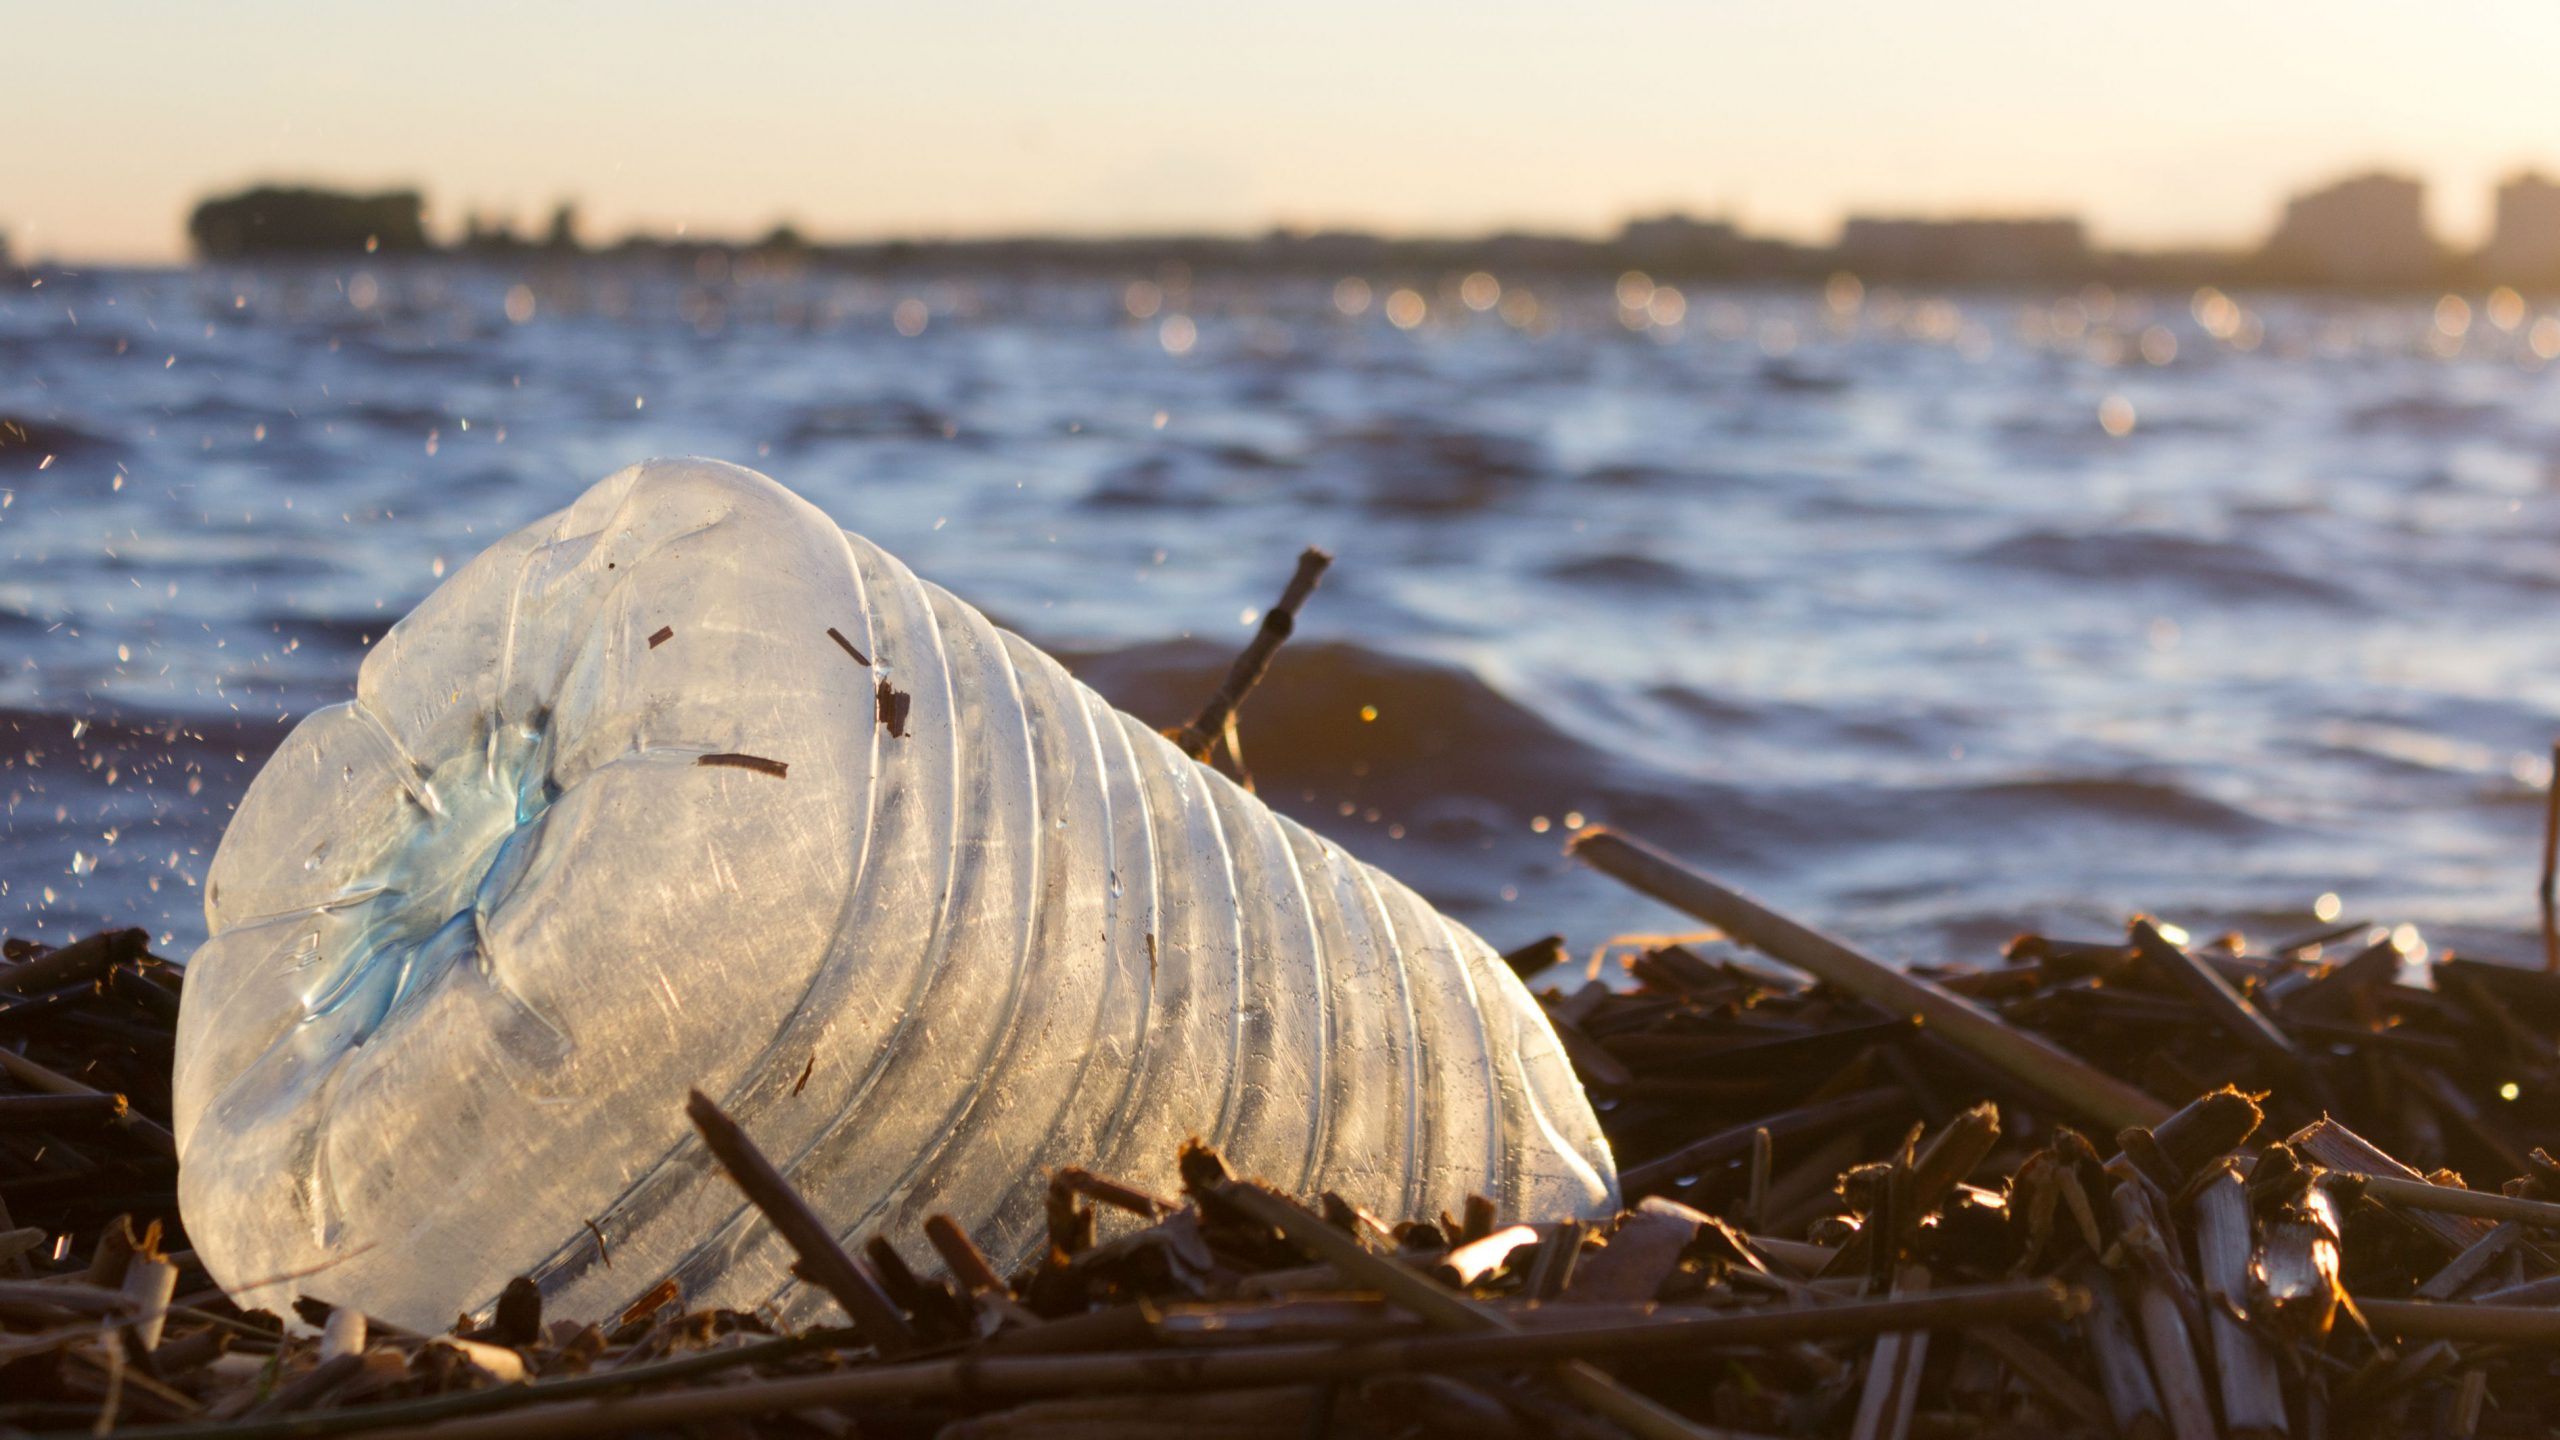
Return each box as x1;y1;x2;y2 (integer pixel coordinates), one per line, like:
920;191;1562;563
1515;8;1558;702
1260;228;1394;268
1616;212;1743;268
2479;172;2560;285
1833;216;2088;282
1479;229;1609;270
2258;172;2438;286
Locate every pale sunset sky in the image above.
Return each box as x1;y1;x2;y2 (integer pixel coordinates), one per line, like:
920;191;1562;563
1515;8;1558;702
8;0;2559;263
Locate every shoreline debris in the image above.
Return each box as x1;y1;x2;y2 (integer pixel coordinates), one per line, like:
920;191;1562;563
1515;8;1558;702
14;824;2560;1439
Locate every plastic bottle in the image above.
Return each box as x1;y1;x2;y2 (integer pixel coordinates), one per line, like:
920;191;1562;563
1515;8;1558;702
174;458;1617;1331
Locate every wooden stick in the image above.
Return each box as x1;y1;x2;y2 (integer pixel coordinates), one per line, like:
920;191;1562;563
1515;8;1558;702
1500;934;1567;981
293;1286;2080;1440
1619;1087;1904;1197
2468;1272;2560;1306
2361;1296;2560;1344
684;1090;916;1356
0;1091;128;1131
0;1278;135;1315
2416;1221;2523;1300
1165;546;1331;762
1847;1266;1929;1440
2128;919;2303;1071
0;927;147;994
0;1047;174;1156
2351;1173;2560;1229
1570;827;2169;1132
2543;739;2559;973
1050;1167;1177;1218
923;1214;1010;1297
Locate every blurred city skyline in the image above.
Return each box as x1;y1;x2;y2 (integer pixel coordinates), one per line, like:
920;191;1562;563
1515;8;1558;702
11;0;2560;263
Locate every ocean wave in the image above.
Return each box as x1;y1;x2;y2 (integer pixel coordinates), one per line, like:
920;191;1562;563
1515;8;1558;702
1082;443;1297;510
1063;637;1618;806
1541;551;1708;594
1911;775;2271;835
1311;418;1544;514
0;413;119;467
2349;396;2508;436
783;396;953;445
1972;528;2356;606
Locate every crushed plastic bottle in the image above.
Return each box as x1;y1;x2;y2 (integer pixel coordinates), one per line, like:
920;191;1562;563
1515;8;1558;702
173;458;1617;1331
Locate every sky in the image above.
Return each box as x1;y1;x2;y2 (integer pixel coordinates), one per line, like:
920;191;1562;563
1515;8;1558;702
9;1;2560;263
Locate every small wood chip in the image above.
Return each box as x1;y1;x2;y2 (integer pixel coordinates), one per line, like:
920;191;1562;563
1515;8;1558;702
827;627;871;665
647;625;674;648
697;753;788;778
876;679;911;737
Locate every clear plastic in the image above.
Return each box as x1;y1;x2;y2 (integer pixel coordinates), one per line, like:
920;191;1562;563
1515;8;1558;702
173;458;1617;1331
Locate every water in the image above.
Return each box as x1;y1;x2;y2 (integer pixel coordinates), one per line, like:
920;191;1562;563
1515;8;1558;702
8;261;2560;970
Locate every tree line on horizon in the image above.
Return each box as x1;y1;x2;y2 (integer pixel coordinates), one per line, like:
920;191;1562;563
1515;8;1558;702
172;179;2560;293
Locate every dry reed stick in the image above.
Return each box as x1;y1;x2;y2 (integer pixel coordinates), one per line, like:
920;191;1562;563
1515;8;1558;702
2545;739;2560;973
2192;1164;2288;1436
0;927;147;994
318;1286;2080;1440
0;1048;173;1157
1570;826;2169;1132
685;1089;916;1356
1208;1178;1721;1440
1166;546;1330;762
2350;1173;2560;1229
